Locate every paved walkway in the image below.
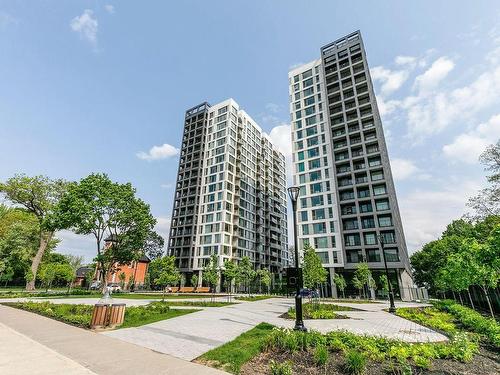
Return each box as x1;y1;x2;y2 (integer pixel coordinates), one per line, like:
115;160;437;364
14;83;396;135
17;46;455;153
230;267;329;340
103;298;448;361
0;305;226;375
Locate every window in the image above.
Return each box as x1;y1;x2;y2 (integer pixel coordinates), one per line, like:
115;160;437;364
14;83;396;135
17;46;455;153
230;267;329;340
368;157;381;167
302;224;310;235
304;96;315;106
366;249;381;262
312;208;325;220
378;215;393;227
300;211;308;222
296;162;305;172
341;204;356;215
298;151;305;161
373;184;387;196
385;248;400;262
358;188;370;198
343;219;358;230
376;199;390;211
364;232;377;245
305;106;315;116
371;170;384;181
311;195;324;206
307;147;320;158
380;231;396;244
359;202;373;213
307;136;319;147
310;183;322;194
302;69;312;79
309;171;322;181
344;234;361;246
313;223;326;234
303;87;314;97
361;217;375;228
317;251;329;263
303;78;314;87
305;116;317;126
346;249;362;263
340;190;355;201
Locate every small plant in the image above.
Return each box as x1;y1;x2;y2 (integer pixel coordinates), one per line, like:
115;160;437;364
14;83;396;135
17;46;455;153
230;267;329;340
314;344;329;366
269;360;292;375
344;349;367;375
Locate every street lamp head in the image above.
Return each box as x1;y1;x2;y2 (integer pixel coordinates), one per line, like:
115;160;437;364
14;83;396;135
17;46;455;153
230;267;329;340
287;186;300;202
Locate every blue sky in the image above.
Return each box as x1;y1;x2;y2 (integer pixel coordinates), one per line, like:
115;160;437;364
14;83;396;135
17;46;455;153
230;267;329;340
1;1;500;262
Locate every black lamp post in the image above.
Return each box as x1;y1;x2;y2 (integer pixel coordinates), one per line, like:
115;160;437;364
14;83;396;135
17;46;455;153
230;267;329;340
288;186;307;331
378;234;396;313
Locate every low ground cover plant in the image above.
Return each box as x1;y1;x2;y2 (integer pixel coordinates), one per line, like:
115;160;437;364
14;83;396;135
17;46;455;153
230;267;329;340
235;295;277;302
4;300;198;329
396;307;458;334
285;302;355;319
433;299;500;349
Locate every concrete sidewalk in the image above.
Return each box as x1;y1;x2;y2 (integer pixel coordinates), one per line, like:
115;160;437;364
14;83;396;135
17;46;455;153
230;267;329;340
0;305;226;375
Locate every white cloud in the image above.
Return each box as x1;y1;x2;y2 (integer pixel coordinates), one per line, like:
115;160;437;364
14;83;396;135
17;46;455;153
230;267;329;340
136;143;179;161
443;113;500;164
400;180;481;253
390;158;419;181
56;230;96;264
413;57;455;94
0;11;18;28
154;217;171;242
104;4;115;14
265;123;292;184
371;66;409;96
70;9;98;46
395;55;417;66
375;95;401;118
265;103;280;113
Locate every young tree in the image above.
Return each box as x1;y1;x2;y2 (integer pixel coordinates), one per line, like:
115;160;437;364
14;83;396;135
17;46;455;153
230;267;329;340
302;245;328;298
334;273;347;298
38;263;57;291
191;274;199;289
222;259;239;300
128;274;135;291
379;275;389;299
354;262;372;299
256;268;272;294
154;255;180;300
0;175;67;290
84;264;96;289
237;256;256;296
352;275;364;298
65;254;84;293
56;174;157;292
203;254;220;300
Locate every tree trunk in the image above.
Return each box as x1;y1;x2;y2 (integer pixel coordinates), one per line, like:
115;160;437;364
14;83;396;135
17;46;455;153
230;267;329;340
482;286;495;319
26;231;53;291
458;292;463;305
467;288;475;310
452;290;456;301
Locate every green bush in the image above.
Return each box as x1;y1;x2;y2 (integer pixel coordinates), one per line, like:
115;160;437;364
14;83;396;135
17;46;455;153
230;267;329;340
396;307;457;334
5;301;93;327
344;350;367;375
433;300;500;349
269;360;292;375
286;303;352;319
314;344;329;366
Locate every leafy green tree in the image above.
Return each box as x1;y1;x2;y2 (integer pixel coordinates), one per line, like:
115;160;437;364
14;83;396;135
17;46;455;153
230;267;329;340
334;273;347;298
302;245;328;294
38;263;57;291
237;256;256;295
144;273;151;290
0;175;68;290
154;255;180;300
84;264;96;289
191;274;199;288
256;268;272;294
352;275;364;298
143;231;165;260
203;254;220;294
222;259;239;299
56;173;157;291
354;263;372;299
128;274;135;291
379;275;389;299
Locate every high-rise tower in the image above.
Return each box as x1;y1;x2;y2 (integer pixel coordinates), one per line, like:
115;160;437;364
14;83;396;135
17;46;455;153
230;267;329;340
289;31;413;299
168;99;289;288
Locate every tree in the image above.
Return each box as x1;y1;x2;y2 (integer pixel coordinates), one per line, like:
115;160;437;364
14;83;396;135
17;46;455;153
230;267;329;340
128;274;135;291
354;263;372;299
352;275;364;298
0;175;67;290
153;255;180;300
56;174;157;291
222;259;239;300
203;254;220;299
237;256;256;295
379;275;389;299
468;141;500;218
38;263;57;291
143;231;165;260
191;274;199;289
333;274;347;298
64;254;84;293
84;264;96;289
302;245;328;295
256;268;272;294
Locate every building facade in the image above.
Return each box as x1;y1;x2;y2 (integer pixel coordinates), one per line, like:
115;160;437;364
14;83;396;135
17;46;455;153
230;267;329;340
168;99;289;287
289;31;413;299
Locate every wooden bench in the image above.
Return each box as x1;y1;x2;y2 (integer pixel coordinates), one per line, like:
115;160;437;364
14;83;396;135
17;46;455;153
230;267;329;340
195;287;210;293
179;287;195;293
168;287;179;293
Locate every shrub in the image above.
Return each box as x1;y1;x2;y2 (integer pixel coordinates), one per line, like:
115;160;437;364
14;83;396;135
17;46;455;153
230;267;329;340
396;307;457;334
286;303;352;319
269;360;292;375
314;344;329;366
433;300;500;349
344;350;367;375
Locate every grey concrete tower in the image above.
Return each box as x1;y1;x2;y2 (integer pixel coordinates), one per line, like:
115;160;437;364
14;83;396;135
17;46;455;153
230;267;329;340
289;31;413;299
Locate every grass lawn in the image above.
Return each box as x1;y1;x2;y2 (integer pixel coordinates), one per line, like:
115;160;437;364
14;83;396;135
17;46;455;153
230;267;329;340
320;298;383;304
158;300;235;307
235;295;278;302
3;301;199;329
285;302;357;319
114;293;216;300
197;322;274;374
